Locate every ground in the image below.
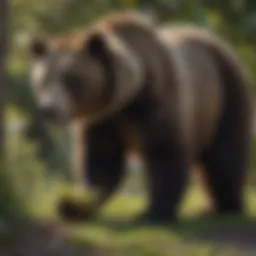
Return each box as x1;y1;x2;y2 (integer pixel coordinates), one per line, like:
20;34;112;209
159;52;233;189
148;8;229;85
1;178;256;256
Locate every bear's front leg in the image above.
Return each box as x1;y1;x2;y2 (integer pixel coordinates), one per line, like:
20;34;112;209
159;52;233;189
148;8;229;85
59;118;126;222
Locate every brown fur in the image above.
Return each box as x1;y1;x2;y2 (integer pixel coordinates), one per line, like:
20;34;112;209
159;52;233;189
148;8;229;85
50;31;87;51
29;11;252;223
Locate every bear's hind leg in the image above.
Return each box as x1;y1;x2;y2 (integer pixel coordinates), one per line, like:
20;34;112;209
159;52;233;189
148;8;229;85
136;120;190;224
200;41;252;217
201;114;250;216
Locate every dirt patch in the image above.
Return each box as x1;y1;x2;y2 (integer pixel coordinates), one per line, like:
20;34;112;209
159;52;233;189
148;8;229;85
0;220;101;256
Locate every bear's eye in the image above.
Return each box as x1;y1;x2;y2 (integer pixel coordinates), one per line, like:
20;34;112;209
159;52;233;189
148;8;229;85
62;73;83;101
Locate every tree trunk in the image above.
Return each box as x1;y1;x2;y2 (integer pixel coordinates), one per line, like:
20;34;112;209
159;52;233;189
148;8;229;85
0;0;25;222
0;0;8;156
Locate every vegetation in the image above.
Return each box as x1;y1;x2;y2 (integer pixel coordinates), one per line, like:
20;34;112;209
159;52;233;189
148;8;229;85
0;0;256;255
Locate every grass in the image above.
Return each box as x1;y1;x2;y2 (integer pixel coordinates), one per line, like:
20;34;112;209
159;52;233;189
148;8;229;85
5;107;256;256
22;177;256;256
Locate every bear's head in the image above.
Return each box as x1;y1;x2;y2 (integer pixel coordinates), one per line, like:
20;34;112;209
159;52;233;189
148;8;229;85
29;28;143;124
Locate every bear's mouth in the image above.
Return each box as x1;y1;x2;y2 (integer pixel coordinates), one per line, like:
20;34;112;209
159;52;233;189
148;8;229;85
38;106;71;126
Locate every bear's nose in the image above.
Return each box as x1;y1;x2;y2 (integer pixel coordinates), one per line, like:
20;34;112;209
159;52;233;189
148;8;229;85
39;107;58;121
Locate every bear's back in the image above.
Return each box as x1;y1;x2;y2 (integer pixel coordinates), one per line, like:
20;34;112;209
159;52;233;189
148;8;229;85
159;26;224;155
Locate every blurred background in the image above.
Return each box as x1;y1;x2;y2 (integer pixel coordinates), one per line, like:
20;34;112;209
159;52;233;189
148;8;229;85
1;0;256;255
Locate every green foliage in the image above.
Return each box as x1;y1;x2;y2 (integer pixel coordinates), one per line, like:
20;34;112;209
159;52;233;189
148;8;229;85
0;168;26;222
8;72;73;180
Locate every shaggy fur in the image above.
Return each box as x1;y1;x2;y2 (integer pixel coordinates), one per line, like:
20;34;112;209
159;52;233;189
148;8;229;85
29;11;252;223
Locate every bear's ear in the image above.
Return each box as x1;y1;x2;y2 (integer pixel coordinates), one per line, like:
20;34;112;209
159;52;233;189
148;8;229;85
86;33;109;59
29;38;48;58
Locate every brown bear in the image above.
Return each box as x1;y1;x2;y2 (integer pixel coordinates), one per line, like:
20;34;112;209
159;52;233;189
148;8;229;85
28;11;252;223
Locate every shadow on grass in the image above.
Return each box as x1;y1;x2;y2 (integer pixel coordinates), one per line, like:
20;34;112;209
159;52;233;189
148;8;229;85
78;214;256;253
